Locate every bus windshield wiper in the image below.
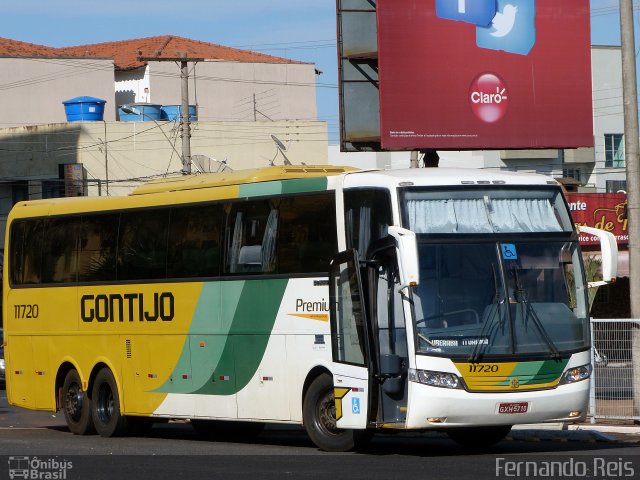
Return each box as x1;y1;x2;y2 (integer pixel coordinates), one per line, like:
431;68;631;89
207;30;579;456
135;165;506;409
512;267;561;359
468;267;503;363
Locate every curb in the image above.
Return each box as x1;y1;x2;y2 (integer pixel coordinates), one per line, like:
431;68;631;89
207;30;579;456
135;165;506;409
510;422;640;443
514;422;640;434
508;428;615;443
568;424;640;435
512;423;565;431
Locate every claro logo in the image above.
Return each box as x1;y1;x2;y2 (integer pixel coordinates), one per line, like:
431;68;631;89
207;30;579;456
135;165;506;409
81;293;174;322
469;72;509;123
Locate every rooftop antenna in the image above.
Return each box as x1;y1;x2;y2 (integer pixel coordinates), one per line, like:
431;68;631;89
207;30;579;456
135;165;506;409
191;154;233;173
270;134;292;166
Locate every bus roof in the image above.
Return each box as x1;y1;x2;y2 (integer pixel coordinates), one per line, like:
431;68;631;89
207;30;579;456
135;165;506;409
7;166;560;221
342;167;561;189
6;165;358;219
131;165;357;195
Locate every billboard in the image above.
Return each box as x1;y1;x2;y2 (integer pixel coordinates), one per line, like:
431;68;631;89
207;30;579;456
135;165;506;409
565;193;628;247
377;0;593;150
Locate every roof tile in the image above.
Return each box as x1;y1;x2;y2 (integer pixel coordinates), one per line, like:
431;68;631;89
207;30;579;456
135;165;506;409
0;37;60;57
64;35;302;70
1;35;302;70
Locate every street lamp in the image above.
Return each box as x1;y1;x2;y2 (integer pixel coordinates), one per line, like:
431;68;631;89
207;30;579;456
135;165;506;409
120;104;191;174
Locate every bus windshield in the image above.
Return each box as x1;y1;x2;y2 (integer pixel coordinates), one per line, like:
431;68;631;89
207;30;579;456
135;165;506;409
411;241;589;359
400;187;588;359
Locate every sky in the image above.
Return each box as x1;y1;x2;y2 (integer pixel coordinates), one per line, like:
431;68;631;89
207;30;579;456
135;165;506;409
0;0;633;145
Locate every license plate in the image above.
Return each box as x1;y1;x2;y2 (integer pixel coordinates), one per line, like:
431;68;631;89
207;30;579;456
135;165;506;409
498;402;529;414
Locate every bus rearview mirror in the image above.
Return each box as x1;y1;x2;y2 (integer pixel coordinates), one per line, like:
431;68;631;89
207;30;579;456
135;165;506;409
388;226;420;290
576;226;618;287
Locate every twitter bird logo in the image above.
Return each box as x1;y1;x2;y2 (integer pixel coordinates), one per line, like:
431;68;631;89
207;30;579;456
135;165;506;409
490;4;518;38
477;0;536;56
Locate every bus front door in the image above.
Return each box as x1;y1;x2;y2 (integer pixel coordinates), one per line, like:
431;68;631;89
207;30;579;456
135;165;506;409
368;255;409;428
329;250;371;429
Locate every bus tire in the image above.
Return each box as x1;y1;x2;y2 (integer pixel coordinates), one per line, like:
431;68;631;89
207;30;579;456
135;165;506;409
62;369;94;435
91;368;127;437
446;425;512;448
303;373;369;452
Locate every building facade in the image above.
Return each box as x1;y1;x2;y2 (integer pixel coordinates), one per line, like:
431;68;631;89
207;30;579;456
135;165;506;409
0;36;327;248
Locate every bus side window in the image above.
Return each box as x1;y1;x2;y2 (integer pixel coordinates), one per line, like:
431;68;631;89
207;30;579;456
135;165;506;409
225;200;277;275
344;189;392;260
78;214;119;282
167;204;223;278
118;209;170;281
9;222;25;285
278;193;337;274
10;220;45;285
41;218;79;284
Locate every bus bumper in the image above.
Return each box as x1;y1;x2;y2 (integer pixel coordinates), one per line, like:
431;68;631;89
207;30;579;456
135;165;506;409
405;380;589;429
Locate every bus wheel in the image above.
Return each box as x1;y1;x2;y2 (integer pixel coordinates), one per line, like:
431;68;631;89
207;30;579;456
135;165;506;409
62;369;94;435
91;368;127;437
446;425;512;448
303;374;369;452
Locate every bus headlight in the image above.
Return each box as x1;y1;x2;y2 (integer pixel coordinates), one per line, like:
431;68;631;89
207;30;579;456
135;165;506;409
408;368;461;389
560;364;592;384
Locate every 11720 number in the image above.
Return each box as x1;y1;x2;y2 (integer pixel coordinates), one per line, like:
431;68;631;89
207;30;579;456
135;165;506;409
14;304;39;319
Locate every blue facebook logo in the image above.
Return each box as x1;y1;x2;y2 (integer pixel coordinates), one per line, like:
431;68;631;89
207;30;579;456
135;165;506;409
476;0;537;56
436;0;496;27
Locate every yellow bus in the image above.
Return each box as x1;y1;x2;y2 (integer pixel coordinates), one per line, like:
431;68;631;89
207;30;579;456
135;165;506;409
3;166;616;451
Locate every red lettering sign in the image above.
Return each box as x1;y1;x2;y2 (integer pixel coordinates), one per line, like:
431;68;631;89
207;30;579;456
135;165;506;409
565;193;628;247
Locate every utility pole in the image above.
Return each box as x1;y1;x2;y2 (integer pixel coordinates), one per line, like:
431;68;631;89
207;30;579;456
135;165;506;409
180;57;192;175
103;121;109;195
619;0;640;417
253;93;257;122
138;54;203;175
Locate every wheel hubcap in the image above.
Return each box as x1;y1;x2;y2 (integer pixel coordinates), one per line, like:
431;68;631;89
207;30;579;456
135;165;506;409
316;389;340;436
65;383;83;421
96;384;114;424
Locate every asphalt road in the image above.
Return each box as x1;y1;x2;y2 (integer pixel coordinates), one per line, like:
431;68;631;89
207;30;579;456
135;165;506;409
0;388;639;480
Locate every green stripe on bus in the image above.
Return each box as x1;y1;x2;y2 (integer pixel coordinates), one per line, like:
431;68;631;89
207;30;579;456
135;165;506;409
497;359;568;386
238;178;328;198
281;177;327;194
155;279;289;395
193;278;288;395
522;358;568;385
239;182;282;198
154;282;239;394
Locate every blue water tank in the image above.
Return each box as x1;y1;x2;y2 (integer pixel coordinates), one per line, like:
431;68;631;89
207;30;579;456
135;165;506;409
62;96;106;122
161;105;198;121
118;103;163;122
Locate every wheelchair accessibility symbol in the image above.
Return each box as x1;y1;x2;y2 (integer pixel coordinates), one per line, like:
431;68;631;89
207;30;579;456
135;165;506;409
352;397;361;415
501;244;518;260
